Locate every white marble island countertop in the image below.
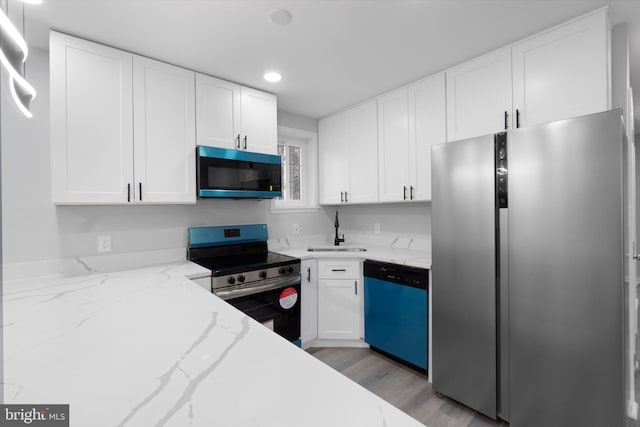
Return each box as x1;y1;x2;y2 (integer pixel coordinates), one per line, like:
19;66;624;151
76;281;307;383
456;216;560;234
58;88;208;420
2;260;425;427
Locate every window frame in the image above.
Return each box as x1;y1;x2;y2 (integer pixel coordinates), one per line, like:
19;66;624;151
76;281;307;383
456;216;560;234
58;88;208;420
270;126;319;213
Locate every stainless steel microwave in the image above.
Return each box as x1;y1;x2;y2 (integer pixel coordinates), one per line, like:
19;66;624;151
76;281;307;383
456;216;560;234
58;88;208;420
196;146;283;199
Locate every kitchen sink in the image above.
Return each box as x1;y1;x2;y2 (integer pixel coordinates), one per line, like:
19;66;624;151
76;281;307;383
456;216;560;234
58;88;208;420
307;247;367;252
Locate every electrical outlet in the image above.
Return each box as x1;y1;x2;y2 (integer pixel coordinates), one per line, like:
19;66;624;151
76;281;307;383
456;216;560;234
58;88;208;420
292;223;300;235
374;223;381;234
98;235;112;253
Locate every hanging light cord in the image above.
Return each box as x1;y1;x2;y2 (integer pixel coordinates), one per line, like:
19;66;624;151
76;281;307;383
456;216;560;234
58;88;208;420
0;0;38;118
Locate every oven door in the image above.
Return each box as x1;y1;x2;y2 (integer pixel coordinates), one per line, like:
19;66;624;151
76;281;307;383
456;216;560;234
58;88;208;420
221;281;301;344
197;145;282;199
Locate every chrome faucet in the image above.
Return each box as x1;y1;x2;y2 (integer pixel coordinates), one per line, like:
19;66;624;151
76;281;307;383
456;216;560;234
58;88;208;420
334;211;345;246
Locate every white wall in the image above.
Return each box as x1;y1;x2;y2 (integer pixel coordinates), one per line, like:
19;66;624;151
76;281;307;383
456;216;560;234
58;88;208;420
335;203;431;238
0;48;332;265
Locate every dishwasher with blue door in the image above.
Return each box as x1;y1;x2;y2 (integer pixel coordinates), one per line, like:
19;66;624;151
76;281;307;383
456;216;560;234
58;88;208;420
364;260;428;372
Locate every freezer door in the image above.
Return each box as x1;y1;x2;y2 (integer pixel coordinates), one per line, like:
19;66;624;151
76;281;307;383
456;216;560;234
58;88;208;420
508;110;624;427
431;135;497;419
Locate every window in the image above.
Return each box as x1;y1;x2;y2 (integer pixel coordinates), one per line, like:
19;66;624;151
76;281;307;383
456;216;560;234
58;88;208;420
278;141;303;203
271;128;318;212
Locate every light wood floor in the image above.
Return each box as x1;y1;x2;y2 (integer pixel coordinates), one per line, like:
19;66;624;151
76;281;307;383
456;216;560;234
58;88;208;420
307;347;508;427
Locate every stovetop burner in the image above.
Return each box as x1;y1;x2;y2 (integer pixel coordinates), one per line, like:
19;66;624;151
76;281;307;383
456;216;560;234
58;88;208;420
193;251;299;276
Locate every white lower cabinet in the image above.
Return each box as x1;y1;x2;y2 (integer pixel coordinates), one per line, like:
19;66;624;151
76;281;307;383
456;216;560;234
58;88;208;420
317;260;363;340
300;259;318;345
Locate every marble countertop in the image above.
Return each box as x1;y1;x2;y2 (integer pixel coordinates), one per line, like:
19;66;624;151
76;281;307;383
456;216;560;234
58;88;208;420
269;234;431;269
2;260;425;427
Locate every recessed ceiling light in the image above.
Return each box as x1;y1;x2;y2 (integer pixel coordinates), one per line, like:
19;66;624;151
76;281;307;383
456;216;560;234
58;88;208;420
264;72;282;83
267;8;292;26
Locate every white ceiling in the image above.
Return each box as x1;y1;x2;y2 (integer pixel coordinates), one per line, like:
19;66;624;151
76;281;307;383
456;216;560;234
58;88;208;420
19;0;640;126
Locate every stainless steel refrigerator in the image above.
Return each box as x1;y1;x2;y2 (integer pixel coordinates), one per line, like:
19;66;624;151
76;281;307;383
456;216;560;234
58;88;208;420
431;109;627;427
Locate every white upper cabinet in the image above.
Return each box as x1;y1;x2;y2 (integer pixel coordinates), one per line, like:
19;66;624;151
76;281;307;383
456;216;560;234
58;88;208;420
378;73;446;202
446;47;512;142
318;100;378;205
51;31;196;204
512;9;610;128
195;74;242;150
408;73;447;201
445;7;610;141
50;32;134;204
377;88;410;202
133;56;196;204
318;111;350;204
240;87;278;154
196;74;277;155
347;100;379;204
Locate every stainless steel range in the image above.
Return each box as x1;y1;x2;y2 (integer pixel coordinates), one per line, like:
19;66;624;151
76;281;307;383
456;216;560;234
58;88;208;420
187;224;301;345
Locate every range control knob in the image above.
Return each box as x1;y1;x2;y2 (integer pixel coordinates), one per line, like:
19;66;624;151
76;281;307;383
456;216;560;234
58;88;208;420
237;275;245;283
286;266;294;274
278;267;287;275
259;271;267;279
226;276;236;285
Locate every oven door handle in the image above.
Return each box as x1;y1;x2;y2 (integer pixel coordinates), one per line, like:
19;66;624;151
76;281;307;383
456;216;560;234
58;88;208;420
214;275;301;300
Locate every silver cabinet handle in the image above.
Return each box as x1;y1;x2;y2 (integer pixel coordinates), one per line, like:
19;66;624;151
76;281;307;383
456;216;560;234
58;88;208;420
410;185;414;200
345;191;348;203
331;269;346;272
354;280;358;295
307;267;311;282
243;135;247;150
139;182;142;201
403;185;407;200
235;134;241;149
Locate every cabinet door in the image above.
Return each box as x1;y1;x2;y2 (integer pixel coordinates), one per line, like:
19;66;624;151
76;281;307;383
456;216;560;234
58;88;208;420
133;56;196;203
377;88;410;202
318;279;360;340
50;32;134;204
446;48;512;142
240;87;277;154
512;10;610;128
301;259;318;345
347;100;379;204
195;73;241;150
318;112;349;204
409;73;447;201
